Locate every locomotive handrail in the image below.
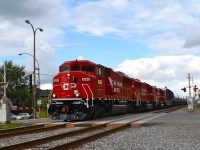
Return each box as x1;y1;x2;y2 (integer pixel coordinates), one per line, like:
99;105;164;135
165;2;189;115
48;90;53;103
82;84;94;108
135;93;141;106
81;84;88;106
87;84;94;105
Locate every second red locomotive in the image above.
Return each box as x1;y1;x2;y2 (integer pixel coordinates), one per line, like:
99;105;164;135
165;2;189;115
48;60;176;120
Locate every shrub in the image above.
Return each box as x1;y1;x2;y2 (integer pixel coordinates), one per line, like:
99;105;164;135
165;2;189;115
197;103;200;108
39;109;49;118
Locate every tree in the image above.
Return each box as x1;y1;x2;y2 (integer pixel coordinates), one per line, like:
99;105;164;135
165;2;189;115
0;61;32;107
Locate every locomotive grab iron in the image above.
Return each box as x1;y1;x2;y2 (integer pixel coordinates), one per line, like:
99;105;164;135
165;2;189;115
48;60;185;120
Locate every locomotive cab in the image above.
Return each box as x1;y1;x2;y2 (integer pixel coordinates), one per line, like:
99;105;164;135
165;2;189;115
52;60;96;100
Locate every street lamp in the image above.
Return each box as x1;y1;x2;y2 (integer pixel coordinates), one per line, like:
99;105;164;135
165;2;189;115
25;20;43;119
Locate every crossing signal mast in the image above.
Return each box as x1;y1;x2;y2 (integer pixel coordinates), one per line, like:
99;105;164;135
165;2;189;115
181;73;198;97
187;73;192;98
181;73;198;112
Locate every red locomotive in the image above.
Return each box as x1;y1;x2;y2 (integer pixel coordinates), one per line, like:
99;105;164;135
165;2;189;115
48;60;178;120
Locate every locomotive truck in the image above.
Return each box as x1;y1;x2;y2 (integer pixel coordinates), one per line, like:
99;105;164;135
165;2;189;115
48;60;184;121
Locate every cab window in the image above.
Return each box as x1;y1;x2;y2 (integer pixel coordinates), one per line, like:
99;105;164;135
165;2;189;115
60;66;70;72
71;65;80;71
97;66;104;76
82;65;94;72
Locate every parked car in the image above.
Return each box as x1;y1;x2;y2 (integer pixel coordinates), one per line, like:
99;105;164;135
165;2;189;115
11;113;17;120
16;113;31;120
15;114;24;120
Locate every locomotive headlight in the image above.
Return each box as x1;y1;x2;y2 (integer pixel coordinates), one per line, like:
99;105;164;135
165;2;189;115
53;94;56;98
76;93;79;97
67;73;70;80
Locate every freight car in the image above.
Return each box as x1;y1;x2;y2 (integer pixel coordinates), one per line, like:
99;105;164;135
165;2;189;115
48;60;185;120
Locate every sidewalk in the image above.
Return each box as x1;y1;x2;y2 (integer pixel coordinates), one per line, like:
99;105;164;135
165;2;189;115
148;106;200;124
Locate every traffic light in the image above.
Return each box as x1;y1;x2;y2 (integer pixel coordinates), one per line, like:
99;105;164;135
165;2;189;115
181;87;186;92
29;74;32;93
193;85;198;92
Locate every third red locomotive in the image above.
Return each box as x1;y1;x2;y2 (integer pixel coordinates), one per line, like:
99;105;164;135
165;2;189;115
48;60;183;120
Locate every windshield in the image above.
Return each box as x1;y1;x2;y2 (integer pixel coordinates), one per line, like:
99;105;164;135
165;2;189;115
60;66;70;72
71;65;80;71
59;64;94;72
82;65;94;72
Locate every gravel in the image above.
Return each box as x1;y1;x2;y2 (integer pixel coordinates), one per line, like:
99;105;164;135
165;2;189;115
0;127;82;148
1;122;199;150
79;123;200;150
1;107;199;150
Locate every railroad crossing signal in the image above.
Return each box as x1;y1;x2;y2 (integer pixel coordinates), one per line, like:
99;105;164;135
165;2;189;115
181;87;186;92
193;85;198;92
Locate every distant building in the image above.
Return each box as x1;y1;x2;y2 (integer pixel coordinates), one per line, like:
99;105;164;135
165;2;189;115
37;89;51;99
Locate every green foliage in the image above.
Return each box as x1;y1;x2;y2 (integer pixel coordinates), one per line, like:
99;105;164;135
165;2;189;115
0;122;24;130
0;60;32;107
39;109;49;118
38;97;50;118
197;103;200;108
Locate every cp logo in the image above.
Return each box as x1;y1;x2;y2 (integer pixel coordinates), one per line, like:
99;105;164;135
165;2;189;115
63;83;76;90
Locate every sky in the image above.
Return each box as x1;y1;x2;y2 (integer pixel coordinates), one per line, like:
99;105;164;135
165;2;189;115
1;0;200;98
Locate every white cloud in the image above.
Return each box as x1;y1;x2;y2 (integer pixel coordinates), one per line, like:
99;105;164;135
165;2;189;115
116;55;200;96
40;83;52;90
62;0;200;54
0;0;64;86
77;56;84;60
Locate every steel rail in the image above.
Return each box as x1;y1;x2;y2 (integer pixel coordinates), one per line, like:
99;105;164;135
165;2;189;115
153;105;186;113
0;124;44;134
0;124;66;138
49;124;130;150
0;125;105;150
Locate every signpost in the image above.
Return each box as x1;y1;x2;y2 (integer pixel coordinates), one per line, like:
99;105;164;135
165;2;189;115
37;99;42;106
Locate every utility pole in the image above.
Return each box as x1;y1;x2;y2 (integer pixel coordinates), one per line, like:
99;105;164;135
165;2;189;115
187;73;195;111
0;62;8;97
3;62;6;97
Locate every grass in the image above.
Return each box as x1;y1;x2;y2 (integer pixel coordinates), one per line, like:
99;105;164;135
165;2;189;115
197;103;200;108
0;122;24;130
39;109;50;118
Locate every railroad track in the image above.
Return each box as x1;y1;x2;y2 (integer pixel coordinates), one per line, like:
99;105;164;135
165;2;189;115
0;106;185;150
0;124;44;135
0;123;67;138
